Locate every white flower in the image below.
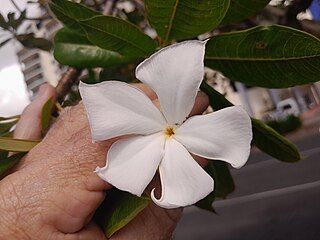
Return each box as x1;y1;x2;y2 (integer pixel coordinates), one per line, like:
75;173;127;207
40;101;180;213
79;40;252;209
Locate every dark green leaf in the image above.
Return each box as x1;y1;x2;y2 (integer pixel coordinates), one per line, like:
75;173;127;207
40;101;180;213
41;98;53;134
0;13;9;30
15;10;27;29
252;118;301;162
200;81;233;110
50;0;157;57
79;16;157;56
195;161;234;212
0;38;12;48
200;81;301;162
7;10;26;30
17;33;53;51
210;161;235;198
205;25;320;88
145;0;230;41
0;120;18;135
0;150;8;160
0;137;39;152
123;9;144;25
195;191;216;213
95;189;150;238
7;12;15;25
54;28;136;68
50;0;101;35
0;153;25;178
221;0;270;25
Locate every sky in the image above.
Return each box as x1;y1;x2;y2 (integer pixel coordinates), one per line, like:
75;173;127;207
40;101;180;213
0;0;39;117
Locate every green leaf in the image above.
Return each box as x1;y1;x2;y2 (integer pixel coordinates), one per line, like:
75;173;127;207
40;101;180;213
195;161;234;212
0;120;18;135
210;161;235;198
79;16;157;56
0;115;20;121
7;10;26;30
252;118;301;162
0;150;8;160
200;81;301;162
50;0;101;35
205;25;320;88
95;189;150;238
0;153;25;178
0;137;39;152
221;0;270;25
41;98;53;134
195;191;216;213
145;0;230;42
0;13;9;30
17;33;53;51
50;0;157;57
54;28;136;68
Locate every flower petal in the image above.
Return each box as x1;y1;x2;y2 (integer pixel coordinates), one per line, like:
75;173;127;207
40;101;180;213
151;139;214;208
136;40;206;125
79;81;166;141
175;106;252;169
96;133;165;196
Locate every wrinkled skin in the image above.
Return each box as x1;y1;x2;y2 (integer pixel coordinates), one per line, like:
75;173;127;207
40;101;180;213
0;84;208;240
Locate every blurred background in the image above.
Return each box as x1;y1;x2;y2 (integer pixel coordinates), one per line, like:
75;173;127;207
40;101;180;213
0;0;320;239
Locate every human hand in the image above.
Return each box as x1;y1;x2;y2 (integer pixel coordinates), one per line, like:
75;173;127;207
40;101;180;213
0;83;208;240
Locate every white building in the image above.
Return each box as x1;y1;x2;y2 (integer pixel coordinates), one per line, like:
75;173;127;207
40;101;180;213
15;18;62;98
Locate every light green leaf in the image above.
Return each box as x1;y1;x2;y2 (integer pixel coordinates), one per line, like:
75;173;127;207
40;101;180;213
221;0;270;25
0;153;25;178
50;0;157;57
0;137;39;152
145;0;230;42
205;25;320;88
95;189;150;238
54;28;136;68
41;98;53;134
0;115;20;121
200;81;301;162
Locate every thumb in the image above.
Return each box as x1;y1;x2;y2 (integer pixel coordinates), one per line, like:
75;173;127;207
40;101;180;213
14;84;56;140
61;222;106;240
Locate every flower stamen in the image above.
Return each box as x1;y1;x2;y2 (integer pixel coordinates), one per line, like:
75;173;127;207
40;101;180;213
164;126;176;138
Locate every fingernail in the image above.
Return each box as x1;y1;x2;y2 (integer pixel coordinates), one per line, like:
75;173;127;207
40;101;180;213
37;84;48;97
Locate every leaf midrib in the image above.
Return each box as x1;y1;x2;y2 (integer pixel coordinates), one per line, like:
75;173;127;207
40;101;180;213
79;16;151;54
164;0;179;43
52;3;151;55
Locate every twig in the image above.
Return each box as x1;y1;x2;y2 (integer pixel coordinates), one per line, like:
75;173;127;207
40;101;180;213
9;0;22;13
55;67;82;103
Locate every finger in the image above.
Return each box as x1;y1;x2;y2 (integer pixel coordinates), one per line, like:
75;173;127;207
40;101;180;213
188;91;209;117
14;84;56;140
133;83;157;100
62;222;106;240
152;91;209;118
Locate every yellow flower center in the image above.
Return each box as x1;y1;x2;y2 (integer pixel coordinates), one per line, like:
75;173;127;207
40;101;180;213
164;126;176;138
